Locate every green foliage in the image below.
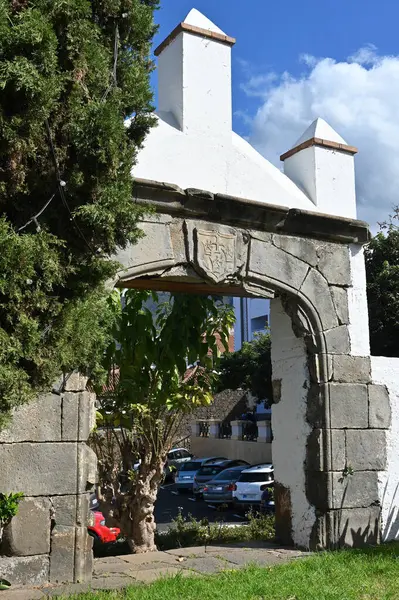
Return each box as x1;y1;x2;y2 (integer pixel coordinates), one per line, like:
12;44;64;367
216;331;272;401
97;290;235;426
0;492;24;528
365;208;399;357
0;0;159;427
155;509;275;551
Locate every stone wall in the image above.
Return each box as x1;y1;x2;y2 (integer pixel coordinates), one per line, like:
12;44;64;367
0;375;96;586
371;357;399;542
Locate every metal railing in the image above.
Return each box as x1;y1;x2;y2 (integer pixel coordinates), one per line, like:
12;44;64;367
218;421;232;439
242;421;258;442
198;420;210;437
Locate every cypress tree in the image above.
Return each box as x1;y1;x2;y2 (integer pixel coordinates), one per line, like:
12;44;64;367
0;0;159;428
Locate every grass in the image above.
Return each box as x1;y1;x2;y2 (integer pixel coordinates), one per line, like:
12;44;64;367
71;542;399;600
155;510;275;551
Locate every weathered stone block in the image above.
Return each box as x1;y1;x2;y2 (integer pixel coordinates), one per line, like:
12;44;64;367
1;498;50;556
74;526;93;583
249;239;309;291
326;507;380;547
329;383;368;429
332;355;371;384
77;444;97;492
369;385;391;429
272;234;318;266
0;555;49;586
0;394;61;443
52;496;77;527
49;526;75;583
324;326;350;355
306;383;326;428
300;268;338;331
332;471;379;509
306;428;346;471
63;372;89;392
62;392;96;441
346;429;387;470
62;392;79;441
76;493;90;527
307;353;333;384
317;243;351;286
330;286;349;325
0;443;78;496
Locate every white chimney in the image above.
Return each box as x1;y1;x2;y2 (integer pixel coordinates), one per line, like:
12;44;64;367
155;8;235;138
280;118;358;219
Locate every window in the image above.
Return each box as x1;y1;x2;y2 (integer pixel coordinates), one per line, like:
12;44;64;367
238;471;274;483
213;469;242;481
197;466;224;477
180;450;191;459
180;461;202;471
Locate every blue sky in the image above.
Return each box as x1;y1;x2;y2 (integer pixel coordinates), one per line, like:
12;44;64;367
150;2;399;226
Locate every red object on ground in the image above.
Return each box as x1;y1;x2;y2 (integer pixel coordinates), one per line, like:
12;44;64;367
88;511;120;544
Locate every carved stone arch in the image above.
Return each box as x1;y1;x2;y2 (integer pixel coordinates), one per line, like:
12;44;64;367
111;181;378;551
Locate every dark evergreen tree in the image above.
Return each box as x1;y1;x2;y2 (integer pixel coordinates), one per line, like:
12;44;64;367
365;209;399;357
216;332;273;402
0;0;159;428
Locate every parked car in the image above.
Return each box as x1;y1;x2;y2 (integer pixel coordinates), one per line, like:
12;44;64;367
132;447;193;481
164;447;193;480
202;465;248;505
193;459;250;499
175;456;227;492
88;494;120;549
232;464;274;510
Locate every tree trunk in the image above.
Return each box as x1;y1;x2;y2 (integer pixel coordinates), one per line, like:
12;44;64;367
120;454;164;553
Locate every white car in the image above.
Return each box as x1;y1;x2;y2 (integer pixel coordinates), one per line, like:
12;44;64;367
133;447;193;479
232;464;274;509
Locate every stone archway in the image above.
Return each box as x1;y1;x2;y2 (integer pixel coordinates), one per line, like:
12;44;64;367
0;177;389;587
114;178;383;550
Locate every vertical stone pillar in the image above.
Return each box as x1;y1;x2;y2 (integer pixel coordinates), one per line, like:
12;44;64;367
0;373;96;586
231;420;244;441
191;421;201;437
209;419;221;439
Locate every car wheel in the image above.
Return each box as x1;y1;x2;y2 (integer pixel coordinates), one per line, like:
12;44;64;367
88;530;101;553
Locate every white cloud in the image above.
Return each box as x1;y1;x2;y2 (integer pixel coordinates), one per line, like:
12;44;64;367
242;48;399;228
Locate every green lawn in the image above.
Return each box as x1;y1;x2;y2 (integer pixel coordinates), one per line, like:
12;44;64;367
74;543;399;600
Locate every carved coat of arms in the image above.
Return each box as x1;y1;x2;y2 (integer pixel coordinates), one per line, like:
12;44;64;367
195;229;236;282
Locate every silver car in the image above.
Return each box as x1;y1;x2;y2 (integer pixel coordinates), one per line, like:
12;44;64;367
202;465;248;505
175;456;227;492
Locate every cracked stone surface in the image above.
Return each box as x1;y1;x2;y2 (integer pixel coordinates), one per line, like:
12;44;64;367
10;543;309;597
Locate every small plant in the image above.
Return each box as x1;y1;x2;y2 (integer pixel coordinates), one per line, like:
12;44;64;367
155;510;275;551
0;492;24;539
0;492;24;590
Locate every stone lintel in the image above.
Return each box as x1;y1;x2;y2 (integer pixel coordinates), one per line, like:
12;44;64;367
154;22;236;56
280;137;358;162
133;178;370;244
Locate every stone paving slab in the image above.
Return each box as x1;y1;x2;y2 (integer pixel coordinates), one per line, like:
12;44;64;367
0;590;45;600
6;543;309;598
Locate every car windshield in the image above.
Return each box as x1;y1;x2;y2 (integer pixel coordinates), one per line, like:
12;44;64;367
197;465;224;477
212;469;242;481
238;472;274;483
179;461;202;472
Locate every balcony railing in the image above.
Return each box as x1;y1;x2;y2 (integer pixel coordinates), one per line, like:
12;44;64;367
191;418;272;443
198;420;210;437
218;421;232;439
242;421;258;442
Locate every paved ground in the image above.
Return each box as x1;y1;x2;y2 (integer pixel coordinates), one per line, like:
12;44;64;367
9;542;308;599
155;482;248;532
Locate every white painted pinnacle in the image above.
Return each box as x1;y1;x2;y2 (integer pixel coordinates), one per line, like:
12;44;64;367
293;117;348;147
183;8;226;35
